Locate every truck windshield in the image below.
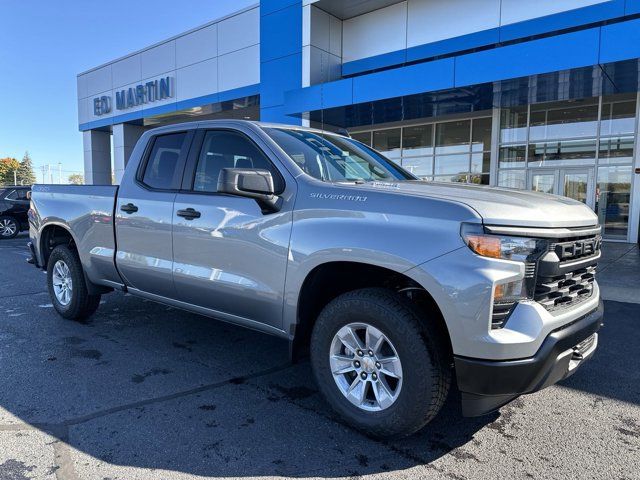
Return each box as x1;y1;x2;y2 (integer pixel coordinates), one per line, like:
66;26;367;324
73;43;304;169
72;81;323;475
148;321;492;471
263;127;416;182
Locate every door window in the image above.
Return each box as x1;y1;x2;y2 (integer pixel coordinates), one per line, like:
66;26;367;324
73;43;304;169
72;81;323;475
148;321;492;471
141;132;189;190
193;130;283;193
531;173;555;194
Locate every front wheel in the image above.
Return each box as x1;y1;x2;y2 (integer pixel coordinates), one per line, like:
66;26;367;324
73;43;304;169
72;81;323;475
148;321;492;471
0;216;19;239
310;288;451;438
47;245;101;320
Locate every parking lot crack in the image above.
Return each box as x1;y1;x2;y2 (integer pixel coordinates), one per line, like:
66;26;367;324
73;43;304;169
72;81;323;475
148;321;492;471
61;362;292;427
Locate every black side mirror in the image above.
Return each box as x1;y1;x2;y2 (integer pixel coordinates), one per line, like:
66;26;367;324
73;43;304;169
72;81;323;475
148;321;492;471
218;168;282;212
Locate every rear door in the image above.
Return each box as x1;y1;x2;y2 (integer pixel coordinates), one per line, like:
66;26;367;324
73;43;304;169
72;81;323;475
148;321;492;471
115;130;194;298
171;128;295;330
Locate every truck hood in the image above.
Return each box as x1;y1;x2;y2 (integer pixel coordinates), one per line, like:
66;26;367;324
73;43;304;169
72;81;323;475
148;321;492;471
361;180;598;228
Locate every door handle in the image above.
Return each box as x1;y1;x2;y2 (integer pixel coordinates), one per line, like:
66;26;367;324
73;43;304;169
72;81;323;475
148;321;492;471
120;203;138;214
176;208;201;220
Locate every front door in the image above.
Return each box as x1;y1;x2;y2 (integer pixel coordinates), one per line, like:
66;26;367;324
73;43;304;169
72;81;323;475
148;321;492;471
530;168;595;209
171;128;295;330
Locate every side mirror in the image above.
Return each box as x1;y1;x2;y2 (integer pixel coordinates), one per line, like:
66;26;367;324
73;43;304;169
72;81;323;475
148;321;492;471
218;168;282;212
26;191;32;200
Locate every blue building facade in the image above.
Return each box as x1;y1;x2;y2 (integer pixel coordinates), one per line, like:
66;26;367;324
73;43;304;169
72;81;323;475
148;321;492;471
78;0;640;242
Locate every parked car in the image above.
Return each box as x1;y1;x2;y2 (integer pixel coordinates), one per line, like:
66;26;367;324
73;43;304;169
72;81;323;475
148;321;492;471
0;185;31;239
28;121;603;437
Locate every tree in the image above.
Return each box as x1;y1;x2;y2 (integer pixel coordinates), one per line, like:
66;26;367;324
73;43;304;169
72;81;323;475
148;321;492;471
17;151;36;185
0;157;20;185
68;173;84;185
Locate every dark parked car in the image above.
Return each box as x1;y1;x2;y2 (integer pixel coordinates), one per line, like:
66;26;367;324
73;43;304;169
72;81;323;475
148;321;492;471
0;186;31;239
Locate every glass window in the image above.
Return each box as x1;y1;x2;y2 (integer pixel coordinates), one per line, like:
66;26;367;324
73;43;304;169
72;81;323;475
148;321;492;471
601;94;637;136
264;128;414;183
435;120;471;154
402;125;433;157
373;129;401;158
529;101;598;141
350;131;372;146
142;132;188;190
472;117;492;152
402;156;433;177
599;137;634;165
531;173;556;194
596;165;632;238
528;140;596;167
499;145;526;168
469;173;490;185
471;152;491;173
194;130;282;193
498;170;526;189
434;154;470;175
5;190;18;200
500;106;527;143
433;174;469;183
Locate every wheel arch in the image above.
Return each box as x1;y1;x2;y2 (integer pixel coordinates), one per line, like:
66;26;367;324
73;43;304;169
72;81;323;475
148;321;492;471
39;223;110;295
290;261;453;362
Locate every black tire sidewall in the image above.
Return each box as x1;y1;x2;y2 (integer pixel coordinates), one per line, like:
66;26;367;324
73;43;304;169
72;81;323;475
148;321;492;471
0;216;19;239
47;245;89;319
310;288;443;437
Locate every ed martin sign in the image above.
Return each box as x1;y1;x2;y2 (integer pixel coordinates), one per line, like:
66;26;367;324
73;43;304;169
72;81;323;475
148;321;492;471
93;76;173;116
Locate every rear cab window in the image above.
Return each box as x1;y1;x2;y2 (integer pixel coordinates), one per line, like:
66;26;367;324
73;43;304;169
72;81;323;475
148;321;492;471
140;132;190;190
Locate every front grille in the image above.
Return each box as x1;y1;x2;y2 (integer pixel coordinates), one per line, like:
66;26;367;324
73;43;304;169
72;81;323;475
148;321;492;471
535;265;596;310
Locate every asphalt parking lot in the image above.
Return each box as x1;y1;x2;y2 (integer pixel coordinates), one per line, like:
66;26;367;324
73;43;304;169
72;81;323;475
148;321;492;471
0;233;638;480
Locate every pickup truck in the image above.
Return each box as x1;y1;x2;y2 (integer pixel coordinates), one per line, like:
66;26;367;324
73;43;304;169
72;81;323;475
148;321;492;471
28;120;603;437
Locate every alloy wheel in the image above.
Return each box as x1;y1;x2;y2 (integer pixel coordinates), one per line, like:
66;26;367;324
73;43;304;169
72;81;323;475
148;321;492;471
329;322;403;412
52;260;73;306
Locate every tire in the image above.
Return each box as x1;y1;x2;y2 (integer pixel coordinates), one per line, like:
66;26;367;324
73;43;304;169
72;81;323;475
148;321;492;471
47;245;101;321
0;216;19;239
310;288;451;438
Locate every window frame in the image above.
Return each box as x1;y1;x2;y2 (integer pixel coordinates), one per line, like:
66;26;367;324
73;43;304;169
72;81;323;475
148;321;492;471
180;128;286;196
136;130;195;192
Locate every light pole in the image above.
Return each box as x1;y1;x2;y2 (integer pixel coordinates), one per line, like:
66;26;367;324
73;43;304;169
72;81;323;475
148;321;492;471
58;163;62;184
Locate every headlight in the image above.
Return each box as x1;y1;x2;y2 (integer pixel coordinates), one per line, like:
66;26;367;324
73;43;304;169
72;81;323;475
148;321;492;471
460;223;544;262
461;223;548;329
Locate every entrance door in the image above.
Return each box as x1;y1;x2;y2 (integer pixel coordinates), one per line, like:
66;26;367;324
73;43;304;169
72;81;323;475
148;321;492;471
529;168;595;209
561;169;594;208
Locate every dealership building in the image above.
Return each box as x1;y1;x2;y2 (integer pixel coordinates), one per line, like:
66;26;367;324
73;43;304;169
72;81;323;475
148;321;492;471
78;0;640;242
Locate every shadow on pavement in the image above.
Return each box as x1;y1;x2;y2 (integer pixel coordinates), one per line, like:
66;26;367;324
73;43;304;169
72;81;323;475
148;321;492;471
0;248;491;478
559;300;640;406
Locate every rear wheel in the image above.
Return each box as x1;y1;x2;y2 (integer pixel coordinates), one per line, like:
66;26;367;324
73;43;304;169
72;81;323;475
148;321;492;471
0;216;19;239
310;288;450;438
47;245;101;320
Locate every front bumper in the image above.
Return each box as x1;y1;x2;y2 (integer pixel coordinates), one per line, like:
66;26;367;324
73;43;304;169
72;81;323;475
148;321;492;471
455;300;604;416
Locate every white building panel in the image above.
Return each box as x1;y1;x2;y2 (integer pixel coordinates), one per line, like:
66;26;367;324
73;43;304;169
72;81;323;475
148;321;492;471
407;0;501;47
500;0;609;25
112;54;142;89
342;2;407;63
218;8;260;55
176;24;218;68
218;44;260;92
176;58;219;101
329;14;342;58
85;66;112;97
77;75;88;100
311;6;331;52
140;41;176;79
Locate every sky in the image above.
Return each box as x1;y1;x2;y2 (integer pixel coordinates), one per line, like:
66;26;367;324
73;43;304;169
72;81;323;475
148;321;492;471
0;0;256;183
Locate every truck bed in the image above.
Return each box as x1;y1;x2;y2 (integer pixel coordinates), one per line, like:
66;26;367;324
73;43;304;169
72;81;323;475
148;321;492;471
30;184;121;287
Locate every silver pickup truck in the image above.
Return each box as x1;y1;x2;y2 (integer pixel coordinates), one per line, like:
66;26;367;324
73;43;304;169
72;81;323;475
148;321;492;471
28;120;603;437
